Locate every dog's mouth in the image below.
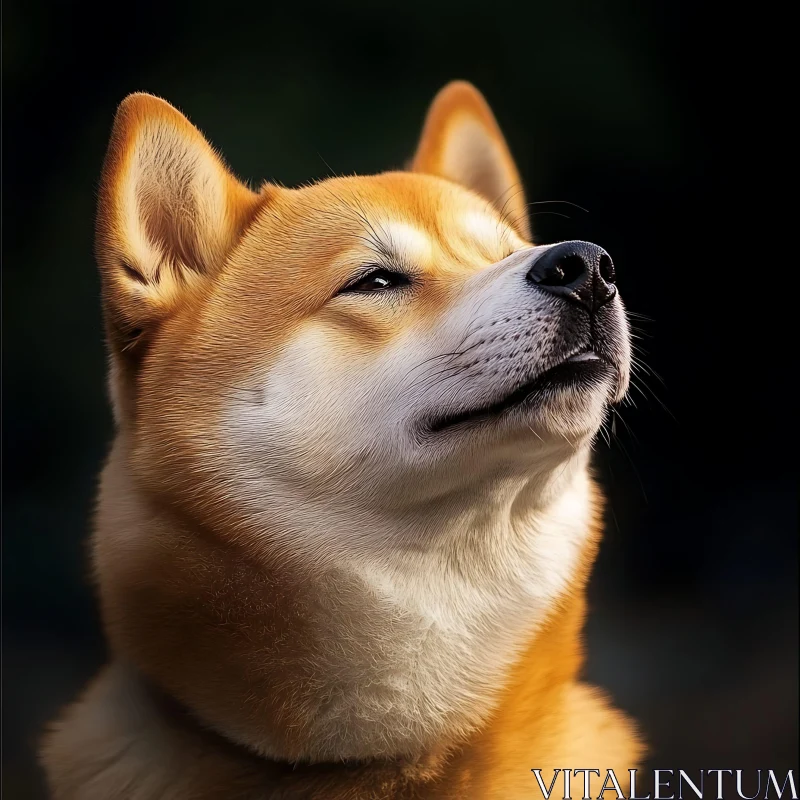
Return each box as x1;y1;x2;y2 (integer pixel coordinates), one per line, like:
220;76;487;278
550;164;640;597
426;351;614;433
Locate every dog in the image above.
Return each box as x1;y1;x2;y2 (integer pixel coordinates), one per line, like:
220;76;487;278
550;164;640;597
40;81;643;799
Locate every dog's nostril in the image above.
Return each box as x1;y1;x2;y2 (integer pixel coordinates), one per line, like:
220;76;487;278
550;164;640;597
598;254;615;284
527;240;616;312
538;254;586;288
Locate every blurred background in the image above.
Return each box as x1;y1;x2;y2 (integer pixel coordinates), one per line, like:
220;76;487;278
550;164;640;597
3;0;797;796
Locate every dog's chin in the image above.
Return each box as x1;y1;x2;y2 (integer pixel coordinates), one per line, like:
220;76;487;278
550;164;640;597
423;352;619;441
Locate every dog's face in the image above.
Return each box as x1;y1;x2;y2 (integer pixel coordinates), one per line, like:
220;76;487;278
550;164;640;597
94;82;631;761
103;86;630;522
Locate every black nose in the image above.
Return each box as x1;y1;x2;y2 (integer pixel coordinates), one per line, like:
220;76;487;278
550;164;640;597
526;240;617;312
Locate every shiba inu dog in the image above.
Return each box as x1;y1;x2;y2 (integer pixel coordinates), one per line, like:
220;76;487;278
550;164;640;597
41;81;643;799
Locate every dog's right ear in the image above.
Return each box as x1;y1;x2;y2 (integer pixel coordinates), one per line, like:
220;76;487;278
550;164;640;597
96;94;264;361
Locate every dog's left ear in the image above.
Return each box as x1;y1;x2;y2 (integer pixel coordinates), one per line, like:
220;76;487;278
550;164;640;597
411;81;531;240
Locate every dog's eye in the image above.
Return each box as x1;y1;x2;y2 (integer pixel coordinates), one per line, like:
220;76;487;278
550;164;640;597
341;268;410;295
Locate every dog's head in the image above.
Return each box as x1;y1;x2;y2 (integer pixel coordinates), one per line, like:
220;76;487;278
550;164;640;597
93;82;631;762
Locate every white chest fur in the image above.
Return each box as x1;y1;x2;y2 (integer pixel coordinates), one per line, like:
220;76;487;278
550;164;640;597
288;465;595;761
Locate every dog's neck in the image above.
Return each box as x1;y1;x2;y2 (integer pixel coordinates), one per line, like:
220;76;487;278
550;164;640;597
46;440;627;799
46;583;604;800
94;435;599;766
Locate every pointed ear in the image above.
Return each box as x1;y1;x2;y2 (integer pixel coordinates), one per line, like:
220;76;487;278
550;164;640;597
411;81;530;240
96;93;263;353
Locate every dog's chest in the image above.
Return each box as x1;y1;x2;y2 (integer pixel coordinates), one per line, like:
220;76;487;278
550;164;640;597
301;473;593;759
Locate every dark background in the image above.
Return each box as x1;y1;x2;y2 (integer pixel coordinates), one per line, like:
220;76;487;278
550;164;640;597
3;1;797;797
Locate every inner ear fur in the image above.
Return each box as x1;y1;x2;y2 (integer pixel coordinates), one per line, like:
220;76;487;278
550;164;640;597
96;93;265;356
411;81;531;240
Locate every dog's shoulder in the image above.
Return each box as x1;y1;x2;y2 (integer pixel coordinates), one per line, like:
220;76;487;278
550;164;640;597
40;664;269;800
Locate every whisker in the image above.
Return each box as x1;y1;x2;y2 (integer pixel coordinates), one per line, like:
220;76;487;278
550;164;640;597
529;211;572;219
526;199;590;214
527;424;544;443
617;444;648;501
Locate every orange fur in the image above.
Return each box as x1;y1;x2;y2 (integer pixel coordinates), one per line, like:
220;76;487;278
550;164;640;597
412;81;530;239
41;81;642;799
